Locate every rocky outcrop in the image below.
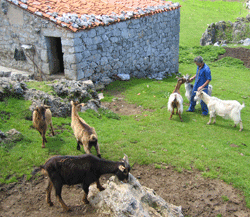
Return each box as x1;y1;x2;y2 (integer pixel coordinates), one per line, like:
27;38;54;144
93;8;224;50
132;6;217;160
88;174;183;217
0;72;102;117
200;15;250;46
0;129;23;148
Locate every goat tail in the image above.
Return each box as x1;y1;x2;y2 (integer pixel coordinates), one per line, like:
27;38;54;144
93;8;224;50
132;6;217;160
90;134;97;142
31;165;44;176
241;102;245;110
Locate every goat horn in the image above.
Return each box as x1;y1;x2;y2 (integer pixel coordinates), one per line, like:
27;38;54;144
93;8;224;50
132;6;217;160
122;154;129;167
200;88;207;92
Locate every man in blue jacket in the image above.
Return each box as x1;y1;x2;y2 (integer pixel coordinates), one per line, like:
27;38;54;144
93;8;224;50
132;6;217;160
186;56;212;116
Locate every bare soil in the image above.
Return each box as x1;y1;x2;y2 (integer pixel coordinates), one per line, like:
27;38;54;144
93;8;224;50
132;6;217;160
1;47;250;217
218;47;250;68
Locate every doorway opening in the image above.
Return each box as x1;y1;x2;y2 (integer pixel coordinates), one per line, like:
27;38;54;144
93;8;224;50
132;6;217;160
45;37;64;74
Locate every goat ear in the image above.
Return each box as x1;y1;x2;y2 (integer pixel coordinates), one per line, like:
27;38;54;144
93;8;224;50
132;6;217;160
118;165;125;172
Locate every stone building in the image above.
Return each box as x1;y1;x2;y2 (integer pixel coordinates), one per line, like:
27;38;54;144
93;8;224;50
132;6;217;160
0;0;181;81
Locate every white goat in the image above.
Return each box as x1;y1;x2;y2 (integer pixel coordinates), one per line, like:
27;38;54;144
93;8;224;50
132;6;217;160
195;89;245;131
167;77;185;122
183;74;213;103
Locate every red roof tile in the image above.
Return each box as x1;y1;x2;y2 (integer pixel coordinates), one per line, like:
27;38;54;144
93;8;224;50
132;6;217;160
7;0;180;32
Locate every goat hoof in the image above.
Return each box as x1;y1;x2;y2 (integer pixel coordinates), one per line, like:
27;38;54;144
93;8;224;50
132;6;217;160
42;145;45;148
239;129;243;132
99;187;105;191
64;207;71;212
82;199;89;204
97;154;101;158
77;146;80;150
48;202;54;207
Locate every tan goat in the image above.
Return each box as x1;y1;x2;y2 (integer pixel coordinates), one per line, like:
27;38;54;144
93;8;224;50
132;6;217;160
167;77;186;122
33;105;55;148
70;101;101;158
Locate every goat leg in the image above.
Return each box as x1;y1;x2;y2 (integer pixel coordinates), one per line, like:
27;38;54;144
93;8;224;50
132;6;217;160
212;116;216;124
53;182;70;212
77;141;81;150
50;123;55;136
95;143;101;158
57;195;71;212
207;115;212;125
42;136;46;148
82;185;89;204
169;112;174;120
83;144;91;155
178;113;183;122
239;121;243;132
46;180;54;206
96;180;105;191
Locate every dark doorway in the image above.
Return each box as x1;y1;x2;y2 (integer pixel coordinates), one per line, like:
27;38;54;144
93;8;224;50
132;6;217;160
45;37;64;74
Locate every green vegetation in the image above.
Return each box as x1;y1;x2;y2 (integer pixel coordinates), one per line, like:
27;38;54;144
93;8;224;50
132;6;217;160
221;195;229;202
179;0;248;46
1;0;250;210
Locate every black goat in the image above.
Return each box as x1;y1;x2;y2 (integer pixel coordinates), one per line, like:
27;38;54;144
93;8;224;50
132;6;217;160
32;154;130;212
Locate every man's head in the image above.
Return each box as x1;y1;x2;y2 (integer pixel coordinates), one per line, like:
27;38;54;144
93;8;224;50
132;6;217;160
194;56;204;68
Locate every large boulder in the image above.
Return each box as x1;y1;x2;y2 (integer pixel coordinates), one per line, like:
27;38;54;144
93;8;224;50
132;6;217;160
200;16;250;46
88;174;183;217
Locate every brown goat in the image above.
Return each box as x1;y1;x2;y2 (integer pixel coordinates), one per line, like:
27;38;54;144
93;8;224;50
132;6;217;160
32;154;130;212
32;105;55;148
70;101;101;158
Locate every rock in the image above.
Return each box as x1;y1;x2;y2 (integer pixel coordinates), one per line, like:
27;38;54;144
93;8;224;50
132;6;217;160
98;93;104;100
243;38;250;46
95;83;105;91
24;89;71;117
117;73;130;81
1;129;24;146
200;16;250;45
88;174;183;217
0;130;6;139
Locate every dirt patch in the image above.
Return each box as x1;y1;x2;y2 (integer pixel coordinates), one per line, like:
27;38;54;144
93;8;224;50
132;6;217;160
101;91;154;116
1;165;250;217
218;47;250;68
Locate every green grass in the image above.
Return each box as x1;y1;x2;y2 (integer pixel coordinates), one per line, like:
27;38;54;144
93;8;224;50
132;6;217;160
1;56;249;203
1;0;250;210
179;0;248;46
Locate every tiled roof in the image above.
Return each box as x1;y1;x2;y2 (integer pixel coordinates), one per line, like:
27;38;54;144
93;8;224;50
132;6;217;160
7;0;180;32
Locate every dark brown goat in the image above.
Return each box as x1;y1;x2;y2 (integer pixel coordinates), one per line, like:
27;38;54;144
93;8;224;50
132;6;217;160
32;154;130;212
32;105;55;148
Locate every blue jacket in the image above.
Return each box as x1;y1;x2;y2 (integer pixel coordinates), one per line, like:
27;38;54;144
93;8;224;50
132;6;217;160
193;63;211;93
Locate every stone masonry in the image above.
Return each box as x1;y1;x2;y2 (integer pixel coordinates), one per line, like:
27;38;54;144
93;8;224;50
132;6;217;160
0;1;180;82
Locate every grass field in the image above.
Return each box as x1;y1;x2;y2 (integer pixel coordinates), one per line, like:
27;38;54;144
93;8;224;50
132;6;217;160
1;0;250;209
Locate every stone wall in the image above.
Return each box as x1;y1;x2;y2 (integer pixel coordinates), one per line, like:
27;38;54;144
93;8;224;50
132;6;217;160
0;1;180;81
74;9;180;82
0;2;76;79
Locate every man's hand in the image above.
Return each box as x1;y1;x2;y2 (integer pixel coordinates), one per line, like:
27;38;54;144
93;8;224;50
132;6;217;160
197;86;203;91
